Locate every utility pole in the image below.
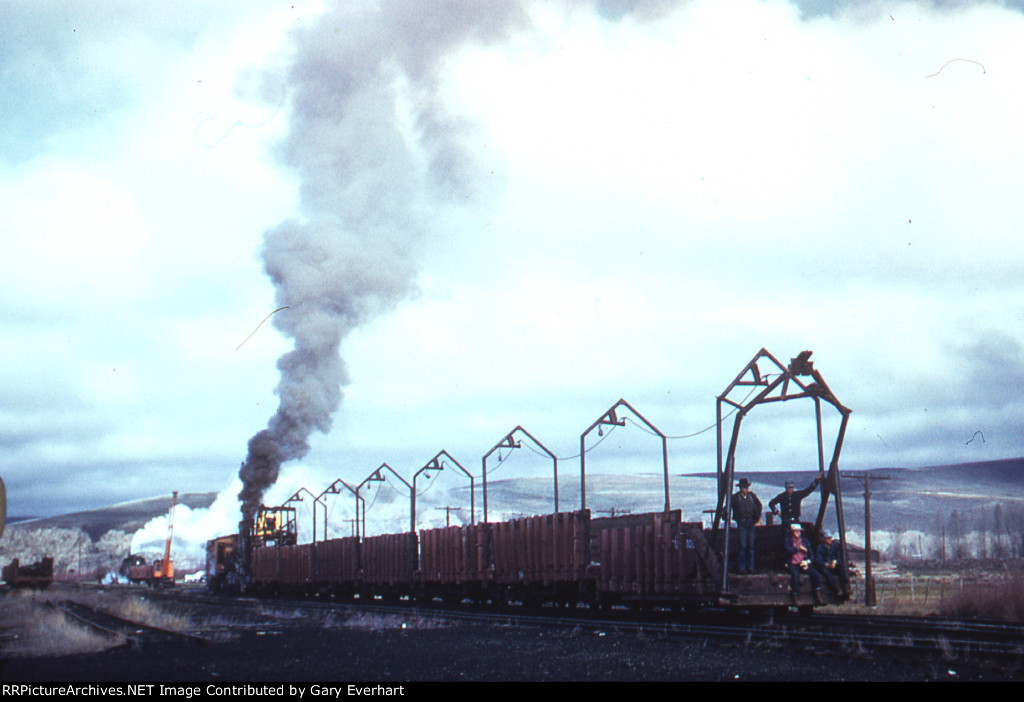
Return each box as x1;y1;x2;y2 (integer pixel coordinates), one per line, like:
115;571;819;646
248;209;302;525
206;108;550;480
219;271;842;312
434;506;464;527
844;474;890;606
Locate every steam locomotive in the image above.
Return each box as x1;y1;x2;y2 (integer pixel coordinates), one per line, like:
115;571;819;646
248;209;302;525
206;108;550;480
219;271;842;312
206;349;853;613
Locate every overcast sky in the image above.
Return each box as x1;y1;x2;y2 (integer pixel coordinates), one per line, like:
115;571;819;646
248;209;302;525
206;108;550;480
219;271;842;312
3;0;1023;529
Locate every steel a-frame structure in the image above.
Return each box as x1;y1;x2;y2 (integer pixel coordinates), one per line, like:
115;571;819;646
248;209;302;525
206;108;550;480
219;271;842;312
713;349;851;593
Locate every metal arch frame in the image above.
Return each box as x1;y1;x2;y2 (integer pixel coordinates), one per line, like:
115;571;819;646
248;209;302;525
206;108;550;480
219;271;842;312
579;398;670;514
714;348;851;593
284;488;324;545
482;425;558;523
358;463;414;535
318;478;363;540
414;450;475;532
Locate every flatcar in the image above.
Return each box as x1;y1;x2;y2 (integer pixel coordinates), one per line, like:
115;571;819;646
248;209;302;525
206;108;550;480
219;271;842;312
207;349;853;613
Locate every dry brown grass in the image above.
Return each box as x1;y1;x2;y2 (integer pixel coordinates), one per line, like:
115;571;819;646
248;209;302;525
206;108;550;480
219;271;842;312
837;571;1024;620
942;574;1024;620
0;590;125;658
0;584;205;659
107;597;192;631
62;588;196;631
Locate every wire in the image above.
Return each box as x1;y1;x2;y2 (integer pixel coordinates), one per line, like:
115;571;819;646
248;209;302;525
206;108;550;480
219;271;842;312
664;383;762;439
625;416;661;437
561;383;763;450
324;493;356;526
522;441;554;460
382;473;411;498
555;422;619;461
358;480;377;514
417;465;445;496
485;448;518;477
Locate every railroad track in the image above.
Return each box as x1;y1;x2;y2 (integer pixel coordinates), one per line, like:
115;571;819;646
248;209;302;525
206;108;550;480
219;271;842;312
47;599;210;648
151;586;1024;664
802;611;1024;661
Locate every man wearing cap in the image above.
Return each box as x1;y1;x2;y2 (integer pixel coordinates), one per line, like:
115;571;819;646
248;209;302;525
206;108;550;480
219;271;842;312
732;478;762;574
768;472;824;526
815;530;850;596
784;523;822;601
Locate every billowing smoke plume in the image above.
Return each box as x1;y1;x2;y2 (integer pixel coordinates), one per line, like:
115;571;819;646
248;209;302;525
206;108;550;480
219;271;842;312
238;1;528;520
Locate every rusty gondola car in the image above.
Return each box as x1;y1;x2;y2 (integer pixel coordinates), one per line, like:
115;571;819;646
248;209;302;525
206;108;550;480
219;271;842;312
207;509;844;611
207;349;852;613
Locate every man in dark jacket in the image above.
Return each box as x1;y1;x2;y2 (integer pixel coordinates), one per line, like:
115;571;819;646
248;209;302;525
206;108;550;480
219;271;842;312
815;530;850;596
732;478;762;573
768;473;824;526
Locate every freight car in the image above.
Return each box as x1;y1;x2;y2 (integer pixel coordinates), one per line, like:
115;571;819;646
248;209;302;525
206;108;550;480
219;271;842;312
208;510;845;612
207;349;853;614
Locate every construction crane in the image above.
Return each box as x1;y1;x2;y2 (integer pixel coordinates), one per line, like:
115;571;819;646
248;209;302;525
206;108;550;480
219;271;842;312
127;491;178;587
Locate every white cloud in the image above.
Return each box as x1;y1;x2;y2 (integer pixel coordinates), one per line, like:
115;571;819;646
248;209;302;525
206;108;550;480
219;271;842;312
2;0;1023;526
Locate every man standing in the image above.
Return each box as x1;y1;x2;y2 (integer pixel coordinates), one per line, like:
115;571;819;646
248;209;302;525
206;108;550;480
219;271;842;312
768;473;824;526
732;478;762;574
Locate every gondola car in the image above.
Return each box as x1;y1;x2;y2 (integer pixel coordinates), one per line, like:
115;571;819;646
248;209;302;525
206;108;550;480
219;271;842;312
207;349;852;614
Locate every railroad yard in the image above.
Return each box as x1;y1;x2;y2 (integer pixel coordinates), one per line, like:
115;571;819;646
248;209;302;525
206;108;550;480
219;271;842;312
2;582;1022;682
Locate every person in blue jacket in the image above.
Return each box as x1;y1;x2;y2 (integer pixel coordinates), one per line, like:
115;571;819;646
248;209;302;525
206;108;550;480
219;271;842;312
815;530;850;596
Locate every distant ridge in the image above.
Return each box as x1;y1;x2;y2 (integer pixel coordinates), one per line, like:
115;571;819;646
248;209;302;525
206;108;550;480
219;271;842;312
870;457;1024;481
8;492;218;540
680;457;1024;482
6;457;1024;541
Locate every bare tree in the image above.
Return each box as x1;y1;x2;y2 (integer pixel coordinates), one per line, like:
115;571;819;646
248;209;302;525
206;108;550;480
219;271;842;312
993;503;1006;559
948;510;966;560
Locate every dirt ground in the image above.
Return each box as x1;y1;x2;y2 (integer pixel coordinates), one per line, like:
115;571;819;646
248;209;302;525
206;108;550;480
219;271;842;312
1;587;1019;682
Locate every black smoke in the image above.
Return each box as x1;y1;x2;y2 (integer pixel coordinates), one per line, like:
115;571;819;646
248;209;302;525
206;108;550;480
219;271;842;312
237;0;529;520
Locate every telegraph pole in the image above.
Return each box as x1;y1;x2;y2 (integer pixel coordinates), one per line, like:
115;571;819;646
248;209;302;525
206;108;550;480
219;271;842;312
434;506;464;527
844;473;890;606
